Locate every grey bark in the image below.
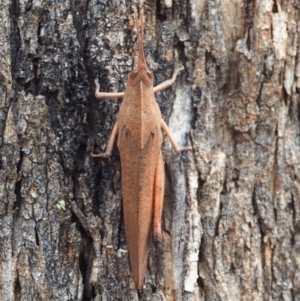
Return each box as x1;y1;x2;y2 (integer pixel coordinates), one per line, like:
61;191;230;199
0;0;299;300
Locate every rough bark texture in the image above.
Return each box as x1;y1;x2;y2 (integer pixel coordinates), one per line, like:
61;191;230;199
0;0;300;300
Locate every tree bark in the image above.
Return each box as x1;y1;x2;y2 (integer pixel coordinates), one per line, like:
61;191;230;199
0;0;299;300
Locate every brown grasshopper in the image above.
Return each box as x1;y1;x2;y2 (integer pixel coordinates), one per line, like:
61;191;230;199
92;10;191;289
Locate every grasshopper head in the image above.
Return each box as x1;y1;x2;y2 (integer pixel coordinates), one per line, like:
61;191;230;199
128;9;153;87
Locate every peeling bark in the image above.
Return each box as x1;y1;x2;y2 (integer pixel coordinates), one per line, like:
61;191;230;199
0;0;300;300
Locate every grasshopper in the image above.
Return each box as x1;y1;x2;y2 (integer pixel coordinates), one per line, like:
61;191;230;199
92;9;191;289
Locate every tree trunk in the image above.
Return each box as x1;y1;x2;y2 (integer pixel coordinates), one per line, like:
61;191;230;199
1;0;299;300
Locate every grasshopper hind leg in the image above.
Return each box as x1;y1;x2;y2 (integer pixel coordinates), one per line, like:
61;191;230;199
153;151;164;241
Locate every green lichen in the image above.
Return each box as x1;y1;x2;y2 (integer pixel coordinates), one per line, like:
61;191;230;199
56;200;66;211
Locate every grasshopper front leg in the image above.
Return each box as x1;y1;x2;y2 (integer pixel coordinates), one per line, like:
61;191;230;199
95;66;183;98
94;79;125;99
153;67;184;93
91;122;118;158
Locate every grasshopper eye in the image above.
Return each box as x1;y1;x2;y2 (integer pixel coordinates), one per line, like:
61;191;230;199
129;71;139;79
